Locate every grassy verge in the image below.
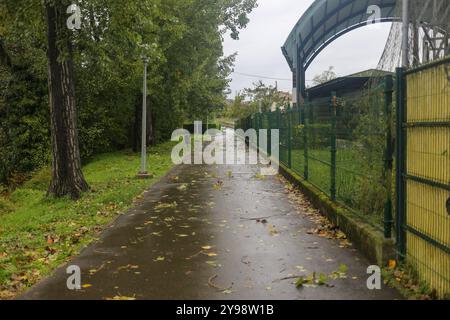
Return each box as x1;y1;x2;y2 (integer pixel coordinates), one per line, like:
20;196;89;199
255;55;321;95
290;148;385;227
216;118;235;128
0;142;175;299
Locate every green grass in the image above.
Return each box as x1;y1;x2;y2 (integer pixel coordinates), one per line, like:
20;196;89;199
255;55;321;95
290;148;385;228
0;142;175;299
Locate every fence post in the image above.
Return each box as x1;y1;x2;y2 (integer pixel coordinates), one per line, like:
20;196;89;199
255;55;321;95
396;67;407;259
276;106;281;128
384;75;394;239
268;111;272;157
330;91;337;201
256;112;260;150
287;105;292;168
303;98;309;180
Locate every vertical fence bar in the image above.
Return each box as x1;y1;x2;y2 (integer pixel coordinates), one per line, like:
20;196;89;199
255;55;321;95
276;107;281;163
277;106;281;128
256;112;260;150
303;98;309;180
330;91;337;201
384;75;394;239
259;112;262;150
268;111;272;157
287;105;292;169
396;67;407;258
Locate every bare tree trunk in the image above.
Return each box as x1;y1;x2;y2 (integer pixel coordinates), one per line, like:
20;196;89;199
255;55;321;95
46;1;89;199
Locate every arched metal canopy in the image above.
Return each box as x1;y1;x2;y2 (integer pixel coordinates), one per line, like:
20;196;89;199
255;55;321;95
283;0;449;100
282;0;399;73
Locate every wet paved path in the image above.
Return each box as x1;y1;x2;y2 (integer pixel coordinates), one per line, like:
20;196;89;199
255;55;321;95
21;132;401;300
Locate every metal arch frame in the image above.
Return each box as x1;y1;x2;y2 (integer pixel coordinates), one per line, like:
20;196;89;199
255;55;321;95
302;1;397;68
283;0;450;100
282;0;400;99
304;17;399;70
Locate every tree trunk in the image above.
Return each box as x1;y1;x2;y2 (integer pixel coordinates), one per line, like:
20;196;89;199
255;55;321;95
46;1;89;199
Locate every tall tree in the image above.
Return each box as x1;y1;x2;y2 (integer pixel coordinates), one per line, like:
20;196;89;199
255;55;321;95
45;1;88;199
312;66;337;85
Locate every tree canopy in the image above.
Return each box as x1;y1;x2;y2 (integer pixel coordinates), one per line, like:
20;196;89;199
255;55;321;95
0;0;258;187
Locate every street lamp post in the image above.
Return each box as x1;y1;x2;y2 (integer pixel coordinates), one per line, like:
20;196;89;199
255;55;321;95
137;55;153;179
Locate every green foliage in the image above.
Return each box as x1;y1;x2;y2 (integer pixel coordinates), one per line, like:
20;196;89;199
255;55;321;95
226;82;293;121
225;93;258;120
0;0;258;185
244;81;290;112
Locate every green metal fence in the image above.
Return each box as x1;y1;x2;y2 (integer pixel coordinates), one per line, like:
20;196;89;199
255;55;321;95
236;75;395;236
396;58;450;298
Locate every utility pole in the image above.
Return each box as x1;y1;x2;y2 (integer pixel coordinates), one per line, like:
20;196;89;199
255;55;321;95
137;55;153;179
402;0;410;68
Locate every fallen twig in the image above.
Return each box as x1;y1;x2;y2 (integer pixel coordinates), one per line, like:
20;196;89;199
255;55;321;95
185;250;204;260
239;214;284;222
272;275;303;283
208;275;233;292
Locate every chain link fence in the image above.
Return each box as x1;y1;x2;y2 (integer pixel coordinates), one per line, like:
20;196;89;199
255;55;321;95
236;75;395;235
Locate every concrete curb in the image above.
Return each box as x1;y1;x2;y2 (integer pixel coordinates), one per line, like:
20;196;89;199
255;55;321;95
279;164;396;266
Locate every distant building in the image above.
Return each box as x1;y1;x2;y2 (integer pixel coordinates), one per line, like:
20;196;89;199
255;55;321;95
306;69;393;103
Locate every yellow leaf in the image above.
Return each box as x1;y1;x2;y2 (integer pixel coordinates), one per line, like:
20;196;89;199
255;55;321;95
107;295;136;301
82;284;92;289
388;259;397;270
205;252;218;257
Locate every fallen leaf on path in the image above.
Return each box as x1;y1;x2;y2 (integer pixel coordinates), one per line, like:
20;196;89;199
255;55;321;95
296;265;307;272
213;180;224;190
155;202;178;210
206;261;220;268
268;224;279;236
118;264;139;271
154;256;165;262
204;252;218;257
106;295;136;301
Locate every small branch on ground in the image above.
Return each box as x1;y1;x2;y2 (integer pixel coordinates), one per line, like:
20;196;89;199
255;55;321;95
239;214;284;222
272;275;303;283
208;275;233;292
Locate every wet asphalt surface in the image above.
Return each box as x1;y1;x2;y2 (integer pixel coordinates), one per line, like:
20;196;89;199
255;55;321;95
20;131;401;300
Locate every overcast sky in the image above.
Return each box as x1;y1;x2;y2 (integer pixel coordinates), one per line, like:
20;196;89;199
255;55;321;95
223;0;392;97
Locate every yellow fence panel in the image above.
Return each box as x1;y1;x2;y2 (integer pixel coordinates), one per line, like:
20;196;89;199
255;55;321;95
405;58;450;298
